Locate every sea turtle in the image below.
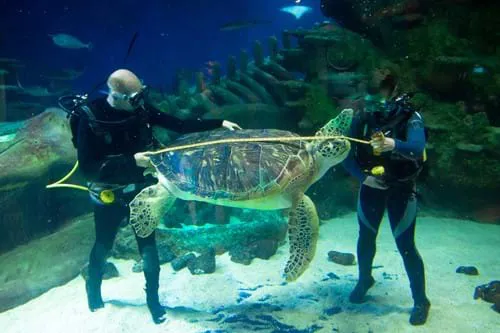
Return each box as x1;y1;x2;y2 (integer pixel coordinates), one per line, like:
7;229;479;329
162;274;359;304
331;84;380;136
129;108;354;281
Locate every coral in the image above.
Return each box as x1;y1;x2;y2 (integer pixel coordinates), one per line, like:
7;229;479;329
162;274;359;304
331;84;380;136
406;19;472;63
302;82;339;127
410;93;498;190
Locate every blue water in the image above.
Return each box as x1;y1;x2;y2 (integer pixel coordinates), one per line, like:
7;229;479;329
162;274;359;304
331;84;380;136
0;0;324;93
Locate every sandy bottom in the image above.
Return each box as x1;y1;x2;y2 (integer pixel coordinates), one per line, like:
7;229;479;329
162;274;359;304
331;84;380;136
1;213;499;333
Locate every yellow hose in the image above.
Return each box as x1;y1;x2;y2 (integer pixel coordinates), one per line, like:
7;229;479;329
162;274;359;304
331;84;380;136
46;134;370;191
46;161;89;191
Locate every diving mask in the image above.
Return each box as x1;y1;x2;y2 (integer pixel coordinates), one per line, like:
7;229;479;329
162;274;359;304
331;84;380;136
109;85;148;108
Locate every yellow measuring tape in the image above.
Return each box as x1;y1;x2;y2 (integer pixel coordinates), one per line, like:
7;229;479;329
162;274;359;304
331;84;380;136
141;135;370;156
46;134;372;192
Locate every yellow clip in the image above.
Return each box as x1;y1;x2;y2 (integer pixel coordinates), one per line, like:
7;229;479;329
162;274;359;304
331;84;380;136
371;166;385;176
99;189;115;204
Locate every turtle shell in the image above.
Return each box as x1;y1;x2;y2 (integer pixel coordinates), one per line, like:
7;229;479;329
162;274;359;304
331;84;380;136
150;129;312;200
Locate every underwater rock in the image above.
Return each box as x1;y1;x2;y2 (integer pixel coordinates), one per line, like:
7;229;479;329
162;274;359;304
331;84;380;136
80;261;119;281
474;281;500;310
158;243;177;263
229;238;279;265
0;215;94;313
251;239;279;260
327;250;356;266
171;253;196;271
229;246;254;265
0;108;89;252
456;266;479;276
132;245;176;273
187;248;216;275
113;211;287;261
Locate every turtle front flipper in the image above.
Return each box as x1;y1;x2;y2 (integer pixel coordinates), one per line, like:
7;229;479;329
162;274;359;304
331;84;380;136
282;194;319;282
129;183;176;238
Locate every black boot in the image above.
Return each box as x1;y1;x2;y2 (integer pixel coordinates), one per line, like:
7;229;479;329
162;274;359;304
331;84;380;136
146;289;167;324
85;278;104;312
144;269;166;324
410;299;431;325
349;276;375;303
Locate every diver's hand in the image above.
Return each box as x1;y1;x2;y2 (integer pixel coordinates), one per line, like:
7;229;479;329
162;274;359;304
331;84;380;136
371;136;395;153
222;120;242;130
363;176;388;190
134;152;151;168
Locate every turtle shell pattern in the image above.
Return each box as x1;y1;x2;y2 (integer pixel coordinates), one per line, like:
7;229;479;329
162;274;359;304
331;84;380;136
150;129;313;201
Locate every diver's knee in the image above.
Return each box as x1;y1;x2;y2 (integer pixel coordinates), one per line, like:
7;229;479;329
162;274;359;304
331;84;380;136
90;242;112;260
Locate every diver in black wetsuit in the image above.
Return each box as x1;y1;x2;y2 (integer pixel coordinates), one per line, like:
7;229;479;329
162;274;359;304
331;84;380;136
342;73;431;325
77;69;241;324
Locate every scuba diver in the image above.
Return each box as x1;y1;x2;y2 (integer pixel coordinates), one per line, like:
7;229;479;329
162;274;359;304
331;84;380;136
65;69;241;324
342;72;431;325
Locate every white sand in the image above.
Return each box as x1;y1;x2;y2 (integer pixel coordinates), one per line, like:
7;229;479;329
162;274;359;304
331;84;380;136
1;213;499;333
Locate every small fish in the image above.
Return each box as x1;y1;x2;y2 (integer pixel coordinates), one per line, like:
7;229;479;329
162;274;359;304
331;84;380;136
16;77;62;97
49;33;93;50
41;68;85;81
280;5;312;19
0;85;21;91
220;20;272;31
0;58;21;64
0;69;8;75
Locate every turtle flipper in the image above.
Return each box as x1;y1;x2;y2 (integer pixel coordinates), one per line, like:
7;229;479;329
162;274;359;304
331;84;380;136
129;183;176;238
282;194;319;282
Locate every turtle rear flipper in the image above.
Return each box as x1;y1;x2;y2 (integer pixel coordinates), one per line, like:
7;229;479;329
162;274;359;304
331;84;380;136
282;194;319;282
129;183;176;238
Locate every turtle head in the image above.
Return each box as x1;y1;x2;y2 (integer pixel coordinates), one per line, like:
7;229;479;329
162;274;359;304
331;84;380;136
311;108;353;179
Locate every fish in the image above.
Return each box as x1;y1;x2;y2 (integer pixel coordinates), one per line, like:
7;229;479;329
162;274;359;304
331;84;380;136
40;68;85;81
220;20;271;31
0;85;21;91
280;5;312;19
0;69;8;75
0;58;24;69
49;33;93;50
16;76;65;97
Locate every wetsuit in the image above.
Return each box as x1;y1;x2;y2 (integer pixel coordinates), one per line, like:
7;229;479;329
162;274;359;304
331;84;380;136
342;107;430;325
77;97;222;323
